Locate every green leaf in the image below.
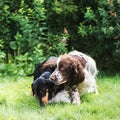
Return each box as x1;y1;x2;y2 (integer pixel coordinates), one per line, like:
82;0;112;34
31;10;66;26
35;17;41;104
10;41;17;50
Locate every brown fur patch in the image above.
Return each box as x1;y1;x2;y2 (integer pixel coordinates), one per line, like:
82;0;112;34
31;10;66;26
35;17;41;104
41;90;48;104
41;59;57;70
58;54;85;85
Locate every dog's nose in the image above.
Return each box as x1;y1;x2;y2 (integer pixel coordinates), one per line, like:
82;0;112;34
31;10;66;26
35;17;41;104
50;75;56;81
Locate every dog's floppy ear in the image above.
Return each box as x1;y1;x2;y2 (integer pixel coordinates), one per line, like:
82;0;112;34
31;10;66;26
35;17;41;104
70;59;85;86
31;83;35;96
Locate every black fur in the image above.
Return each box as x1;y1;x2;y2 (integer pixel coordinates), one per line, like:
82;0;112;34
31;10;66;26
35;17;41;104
31;71;54;106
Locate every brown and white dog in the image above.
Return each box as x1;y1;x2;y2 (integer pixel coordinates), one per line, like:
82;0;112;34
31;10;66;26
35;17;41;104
50;50;98;104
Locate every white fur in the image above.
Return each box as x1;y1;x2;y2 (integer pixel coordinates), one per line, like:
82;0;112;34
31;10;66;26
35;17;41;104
48;90;71;103
69;51;98;95
69;50;98;77
78;68;98;95
70;88;81;104
50;70;64;85
50;55;67;85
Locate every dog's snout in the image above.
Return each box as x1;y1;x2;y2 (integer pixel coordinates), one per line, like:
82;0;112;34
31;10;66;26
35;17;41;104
50;75;56;81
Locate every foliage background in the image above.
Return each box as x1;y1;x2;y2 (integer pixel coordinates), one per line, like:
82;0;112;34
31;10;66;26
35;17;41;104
0;0;120;76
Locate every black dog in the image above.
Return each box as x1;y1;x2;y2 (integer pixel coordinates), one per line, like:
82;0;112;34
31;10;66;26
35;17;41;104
31;71;54;106
30;56;64;106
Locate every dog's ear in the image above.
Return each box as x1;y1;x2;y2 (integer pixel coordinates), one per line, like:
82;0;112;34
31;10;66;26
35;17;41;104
31;83;35;96
70;60;85;86
76;62;85;83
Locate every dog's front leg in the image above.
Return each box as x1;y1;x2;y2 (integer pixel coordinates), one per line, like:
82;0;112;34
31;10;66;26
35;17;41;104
70;88;80;104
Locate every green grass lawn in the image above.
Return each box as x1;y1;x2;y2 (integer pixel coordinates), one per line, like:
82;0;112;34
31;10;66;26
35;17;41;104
0;74;120;120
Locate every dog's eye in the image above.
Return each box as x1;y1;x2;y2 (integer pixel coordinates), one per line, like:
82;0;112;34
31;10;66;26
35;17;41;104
39;90;42;93
59;65;66;71
60;67;65;71
42;88;46;91
40;88;47;92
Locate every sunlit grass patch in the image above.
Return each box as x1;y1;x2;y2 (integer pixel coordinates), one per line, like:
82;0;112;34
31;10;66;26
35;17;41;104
0;74;120;120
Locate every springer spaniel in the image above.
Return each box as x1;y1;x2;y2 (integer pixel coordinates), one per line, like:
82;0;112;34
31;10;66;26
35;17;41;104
50;50;98;104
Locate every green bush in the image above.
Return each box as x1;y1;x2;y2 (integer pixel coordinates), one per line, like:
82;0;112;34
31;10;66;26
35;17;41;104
43;32;69;57
44;0;120;70
77;0;120;69
0;0;120;76
0;39;6;63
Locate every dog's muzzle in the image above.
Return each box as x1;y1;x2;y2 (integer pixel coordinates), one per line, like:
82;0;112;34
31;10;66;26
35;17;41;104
50;71;67;85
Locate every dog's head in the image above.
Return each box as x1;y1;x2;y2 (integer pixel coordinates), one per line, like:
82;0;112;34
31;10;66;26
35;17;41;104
50;54;85;86
31;72;54;106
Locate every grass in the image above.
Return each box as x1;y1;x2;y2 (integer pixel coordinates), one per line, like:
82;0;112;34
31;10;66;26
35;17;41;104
0;74;120;120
